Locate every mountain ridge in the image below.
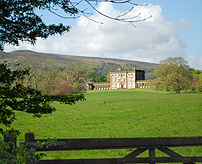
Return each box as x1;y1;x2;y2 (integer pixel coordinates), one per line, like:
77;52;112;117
0;50;158;70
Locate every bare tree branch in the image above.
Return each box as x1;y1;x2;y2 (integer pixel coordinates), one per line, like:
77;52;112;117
116;7;135;19
82;12;104;24
83;0;152;25
46;0;152;25
49;9;80;19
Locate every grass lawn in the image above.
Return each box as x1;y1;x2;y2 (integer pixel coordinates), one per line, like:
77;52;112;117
1;89;202;162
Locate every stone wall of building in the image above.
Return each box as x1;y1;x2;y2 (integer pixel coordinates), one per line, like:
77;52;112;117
94;82;110;90
136;80;149;88
110;70;136;89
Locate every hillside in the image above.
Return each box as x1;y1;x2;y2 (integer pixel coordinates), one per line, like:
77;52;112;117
0;50;158;75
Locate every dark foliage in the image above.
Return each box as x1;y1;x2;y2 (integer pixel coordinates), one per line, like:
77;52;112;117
0;0;78;50
0;62;85;134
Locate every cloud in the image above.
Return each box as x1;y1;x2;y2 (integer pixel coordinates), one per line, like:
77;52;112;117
185;54;202;70
5;3;189;65
178;18;191;28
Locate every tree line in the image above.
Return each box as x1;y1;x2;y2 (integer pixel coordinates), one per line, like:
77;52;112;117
13;56;202;94
11;57;110;95
147;57;202;93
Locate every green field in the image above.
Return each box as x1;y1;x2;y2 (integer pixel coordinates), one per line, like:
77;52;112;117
1;89;202;161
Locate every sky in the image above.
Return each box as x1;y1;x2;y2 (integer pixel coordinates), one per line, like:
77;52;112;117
4;0;202;70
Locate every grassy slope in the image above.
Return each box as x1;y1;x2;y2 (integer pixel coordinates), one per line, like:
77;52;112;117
1;89;202;161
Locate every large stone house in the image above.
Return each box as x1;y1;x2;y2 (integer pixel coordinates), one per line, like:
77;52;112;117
85;67;148;90
110;67;146;89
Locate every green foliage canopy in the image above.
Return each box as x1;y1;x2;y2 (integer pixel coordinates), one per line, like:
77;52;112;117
83;66;107;82
199;73;202;82
98;73;107;82
0;0;78;50
148;57;192;93
85;66;98;82
0;62;85;134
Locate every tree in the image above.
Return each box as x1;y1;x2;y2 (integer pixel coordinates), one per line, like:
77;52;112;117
67;70;85;85
200;73;202;82
0;0;151;50
85;66;99;82
73;81;80;92
54;79;73;95
20;57;45;90
63;61;87;92
196;80;202;92
98;73;107;82
0;0;72;51
0;62;85;134
19;57;71;95
192;70;202;91
148;57;192;93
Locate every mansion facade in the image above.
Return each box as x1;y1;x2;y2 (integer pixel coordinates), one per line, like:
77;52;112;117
110;67;145;89
86;67;149;90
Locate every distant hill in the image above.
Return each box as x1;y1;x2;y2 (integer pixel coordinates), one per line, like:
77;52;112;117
0;50;158;76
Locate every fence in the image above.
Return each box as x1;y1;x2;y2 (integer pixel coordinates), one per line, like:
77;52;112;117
4;133;202;164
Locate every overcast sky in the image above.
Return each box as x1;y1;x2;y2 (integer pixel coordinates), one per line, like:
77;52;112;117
4;0;202;70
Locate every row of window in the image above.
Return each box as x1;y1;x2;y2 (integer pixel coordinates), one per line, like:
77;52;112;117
111;77;134;82
111;74;125;77
111;83;135;89
111;73;135;77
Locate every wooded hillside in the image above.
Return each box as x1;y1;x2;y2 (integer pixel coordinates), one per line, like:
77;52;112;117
0;50;158;76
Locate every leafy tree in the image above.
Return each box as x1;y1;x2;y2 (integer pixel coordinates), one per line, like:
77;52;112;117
196;80;202;92
20;57;45;90
187;68;202;91
0;0;151;50
85;66;98;82
54;79;73;95
160;57;189;68
64;62;86;91
67;70;84;85
200;73;202;83
73;81;80;92
106;72;111;82
148;57;192;93
19;57;73;95
194;69;201;75
98;73;107;82
0;62;85;134
0;0;74;51
193;71;202;91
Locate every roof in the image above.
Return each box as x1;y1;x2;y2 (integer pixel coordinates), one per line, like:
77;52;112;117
85;81;94;84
